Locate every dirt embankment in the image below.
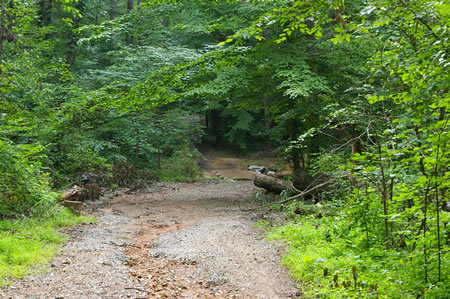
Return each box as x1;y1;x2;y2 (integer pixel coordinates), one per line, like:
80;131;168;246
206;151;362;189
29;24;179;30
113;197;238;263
1;181;297;298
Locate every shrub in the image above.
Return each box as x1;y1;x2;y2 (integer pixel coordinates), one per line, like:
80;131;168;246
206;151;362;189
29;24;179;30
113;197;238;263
0;140;59;218
159;145;201;182
267;206;449;298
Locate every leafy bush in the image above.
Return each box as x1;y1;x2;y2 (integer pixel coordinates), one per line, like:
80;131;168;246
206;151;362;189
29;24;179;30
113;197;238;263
267;206;449;298
0;140;59;217
221;109;267;151
159;145;201;182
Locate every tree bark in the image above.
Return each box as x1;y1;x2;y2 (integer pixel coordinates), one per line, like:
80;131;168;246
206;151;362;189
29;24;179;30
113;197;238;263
66;1;84;68
110;0;116;20
288;99;301;170
340;125;362;186
125;0;134;44
39;0;52;25
83;183;100;200
62;185;88;202
0;0;5;75
263;95;272;147
211;110;222;148
253;173;292;194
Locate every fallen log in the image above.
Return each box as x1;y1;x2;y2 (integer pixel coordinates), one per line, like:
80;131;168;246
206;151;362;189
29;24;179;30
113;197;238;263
254;170;349;205
62;184;100;202
253;173;293;194
253;174;343;208
62;185;88;202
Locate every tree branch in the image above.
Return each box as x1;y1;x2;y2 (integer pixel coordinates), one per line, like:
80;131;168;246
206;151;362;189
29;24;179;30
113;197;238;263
272;177;338;206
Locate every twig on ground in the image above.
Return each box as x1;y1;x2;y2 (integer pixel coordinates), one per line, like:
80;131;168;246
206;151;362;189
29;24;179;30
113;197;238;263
106;241;141;249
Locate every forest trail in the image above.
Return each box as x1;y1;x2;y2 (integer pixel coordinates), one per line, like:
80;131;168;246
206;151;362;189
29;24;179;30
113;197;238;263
1;181;297;298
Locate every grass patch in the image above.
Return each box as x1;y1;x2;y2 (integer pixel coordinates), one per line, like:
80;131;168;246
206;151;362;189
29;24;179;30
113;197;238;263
160;173;201;182
254;220;271;230
267;212;449;298
0;209;95;286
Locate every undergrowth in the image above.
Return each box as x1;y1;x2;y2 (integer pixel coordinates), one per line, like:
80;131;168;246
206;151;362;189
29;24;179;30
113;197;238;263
266;202;449;298
0;209;95;286
159;145;201;182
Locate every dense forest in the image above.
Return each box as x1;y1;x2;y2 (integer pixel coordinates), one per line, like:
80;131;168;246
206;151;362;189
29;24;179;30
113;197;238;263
0;0;448;297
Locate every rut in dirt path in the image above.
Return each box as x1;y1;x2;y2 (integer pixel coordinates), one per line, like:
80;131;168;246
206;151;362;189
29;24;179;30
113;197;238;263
1;181;297;298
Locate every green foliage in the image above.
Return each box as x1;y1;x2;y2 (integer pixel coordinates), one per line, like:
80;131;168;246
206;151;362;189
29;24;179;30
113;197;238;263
252;191;271;206
254;219;271;230
89;108;203;185
159;145;201;182
221;109;266;151
268;210;449;298
0;140;59;217
0;0;448;295
275;59;331;99
0;209;95;286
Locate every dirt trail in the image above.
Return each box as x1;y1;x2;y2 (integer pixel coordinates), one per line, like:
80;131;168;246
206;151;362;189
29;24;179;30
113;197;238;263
1;155;297;298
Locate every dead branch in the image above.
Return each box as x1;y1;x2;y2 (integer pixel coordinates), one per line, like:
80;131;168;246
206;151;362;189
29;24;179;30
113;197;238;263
281;178;336;203
269;175;350;207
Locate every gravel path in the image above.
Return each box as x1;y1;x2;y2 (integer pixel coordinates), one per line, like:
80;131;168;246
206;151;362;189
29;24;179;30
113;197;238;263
1;181;297;298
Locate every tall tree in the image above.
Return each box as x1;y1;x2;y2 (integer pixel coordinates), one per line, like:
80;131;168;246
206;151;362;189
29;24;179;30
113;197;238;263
125;0;134;44
110;0;116;20
0;0;4;75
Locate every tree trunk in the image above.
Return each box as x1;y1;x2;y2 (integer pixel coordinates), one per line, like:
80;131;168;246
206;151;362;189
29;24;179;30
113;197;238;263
263;95;272;147
134;111;140;167
340;125;362;186
39;0;52;25
66;1;83;68
110;0;116;20
211;110;222;148
253;173;292;194
128;0;134;13
288;99;301;170
83;183;100;200
125;0;134;44
0;0;5;75
66;43;76;67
